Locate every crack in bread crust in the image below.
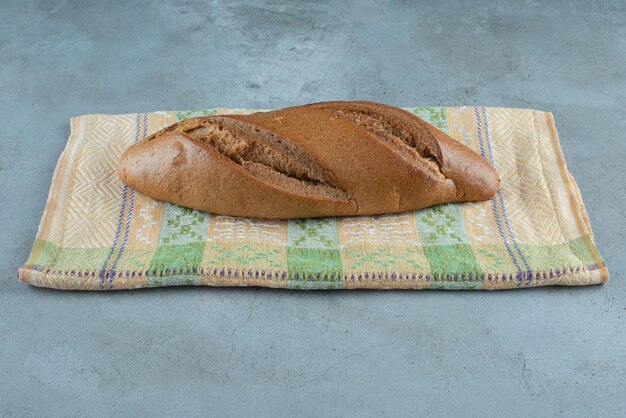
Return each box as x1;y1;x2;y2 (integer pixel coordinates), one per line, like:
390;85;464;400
177;117;351;201
309;103;447;180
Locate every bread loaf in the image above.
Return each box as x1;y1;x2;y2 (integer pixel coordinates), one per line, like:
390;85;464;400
118;101;498;218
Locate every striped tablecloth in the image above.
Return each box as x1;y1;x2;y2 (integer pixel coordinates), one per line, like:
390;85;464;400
18;106;608;290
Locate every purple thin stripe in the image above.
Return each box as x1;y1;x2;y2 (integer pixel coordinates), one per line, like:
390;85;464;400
108;113;147;287
474;107;522;275
481;107;532;283
99;183;129;289
108;190;135;287
99;113;141;289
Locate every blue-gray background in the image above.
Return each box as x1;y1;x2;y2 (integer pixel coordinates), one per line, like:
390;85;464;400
1;1;624;416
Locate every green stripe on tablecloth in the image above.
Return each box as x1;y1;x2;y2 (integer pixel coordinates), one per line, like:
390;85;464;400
27;239;109;271
146;203;210;287
286;218;343;289
410;107;448;132
409;107;482;289
175;109;218;121
416;204;482;289
567;237;602;265
517;237;600;272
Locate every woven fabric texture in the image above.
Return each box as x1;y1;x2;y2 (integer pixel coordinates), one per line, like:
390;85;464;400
18;106;608;290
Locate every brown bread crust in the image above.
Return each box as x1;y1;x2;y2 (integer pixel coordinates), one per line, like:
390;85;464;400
118;101;499;218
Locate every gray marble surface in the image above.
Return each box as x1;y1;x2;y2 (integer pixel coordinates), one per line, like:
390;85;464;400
1;1;624;416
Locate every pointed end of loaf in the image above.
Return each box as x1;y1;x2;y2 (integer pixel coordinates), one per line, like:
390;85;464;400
117;148;132;187
460;162;499;202
439;138;499;203
444;150;500;202
117;132;186;200
117;143;146;191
